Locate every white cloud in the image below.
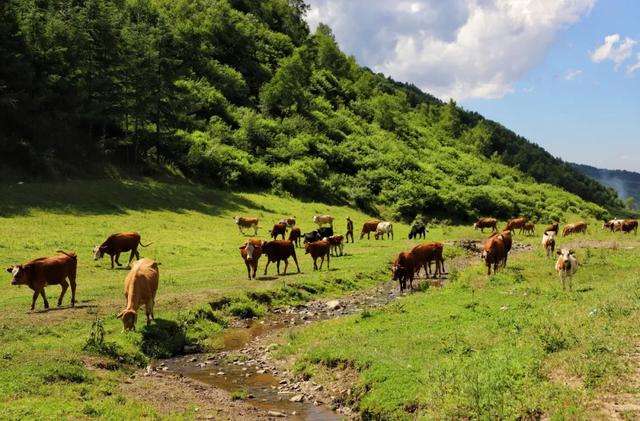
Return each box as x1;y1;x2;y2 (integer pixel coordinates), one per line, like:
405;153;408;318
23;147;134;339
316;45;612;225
304;0;595;100
563;69;583;80
627;53;640;75
590;34;637;68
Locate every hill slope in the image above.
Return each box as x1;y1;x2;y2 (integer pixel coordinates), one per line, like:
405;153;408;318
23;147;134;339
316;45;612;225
0;0;621;219
572;163;640;208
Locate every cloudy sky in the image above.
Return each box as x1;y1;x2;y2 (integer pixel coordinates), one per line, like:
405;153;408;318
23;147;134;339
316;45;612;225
304;0;640;171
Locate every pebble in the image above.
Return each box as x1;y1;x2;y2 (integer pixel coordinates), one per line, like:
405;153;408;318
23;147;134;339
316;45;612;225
267;410;286;417
290;394;304;402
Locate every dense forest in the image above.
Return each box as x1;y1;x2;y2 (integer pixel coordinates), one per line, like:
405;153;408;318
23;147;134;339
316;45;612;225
0;0;622;221
573;163;639;210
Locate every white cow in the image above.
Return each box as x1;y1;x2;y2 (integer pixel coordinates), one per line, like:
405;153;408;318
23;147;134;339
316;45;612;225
555;248;578;290
374;221;394;240
313;214;334;228
541;231;556;258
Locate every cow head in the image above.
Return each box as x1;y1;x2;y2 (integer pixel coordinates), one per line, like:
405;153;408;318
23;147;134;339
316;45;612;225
473;222;478;229
6;265;26;285
93;246;106;260
556;248;574;270
233;216;240;224
117;309;137;331
245;242;257;261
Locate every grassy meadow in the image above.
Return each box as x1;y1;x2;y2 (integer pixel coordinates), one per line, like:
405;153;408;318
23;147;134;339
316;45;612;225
0;178;638;419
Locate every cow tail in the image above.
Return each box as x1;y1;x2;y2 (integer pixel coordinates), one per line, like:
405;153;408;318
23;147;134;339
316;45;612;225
55;250;77;259
140;241;154;247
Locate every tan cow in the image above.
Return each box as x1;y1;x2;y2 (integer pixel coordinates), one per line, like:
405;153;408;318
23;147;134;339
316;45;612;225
117;258;159;331
505;218;528;235
312;214;334;228
473;218;497;233
562;221;588;237
234;216;259;236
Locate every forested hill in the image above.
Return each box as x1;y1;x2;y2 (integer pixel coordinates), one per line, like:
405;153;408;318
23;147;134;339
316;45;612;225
572;163;640;209
0;0;622;220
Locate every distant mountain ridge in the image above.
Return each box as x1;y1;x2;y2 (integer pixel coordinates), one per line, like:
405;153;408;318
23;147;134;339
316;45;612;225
572;163;640;207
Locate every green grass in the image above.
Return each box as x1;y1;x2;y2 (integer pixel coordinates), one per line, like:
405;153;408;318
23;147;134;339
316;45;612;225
0;178;638;419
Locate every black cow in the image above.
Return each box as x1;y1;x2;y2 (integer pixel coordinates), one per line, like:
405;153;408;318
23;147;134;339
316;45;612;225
408;223;427;240
304;231;321;244
318;227;333;238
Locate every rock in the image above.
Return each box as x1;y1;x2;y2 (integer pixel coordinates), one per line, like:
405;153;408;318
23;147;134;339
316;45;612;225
188;357;197;363
267;411;286;417
290;394;304;402
326;300;341;310
216;371;225;376
279;379;288;385
313;384;323;391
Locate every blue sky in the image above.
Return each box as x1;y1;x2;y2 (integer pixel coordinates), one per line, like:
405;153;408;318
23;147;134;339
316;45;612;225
305;0;640;171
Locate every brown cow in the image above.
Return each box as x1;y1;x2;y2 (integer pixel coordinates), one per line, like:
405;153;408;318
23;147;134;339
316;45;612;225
411;242;445;279
239;239;263;280
305;240;331;271
543;222;560;235
603;218;623;232
621;220;639;234
326;235;344;256
279;217;296;227
505;218;528;235
7;250;77;310
392;251;416;291
481;235;506;275
234;216;259;236
262;240;300;276
360;219;382;240
288;227;302;247
270;223;287;240
523;223;535;236
488;230;512;267
117;258;159;331
93;232;152;269
562;221;588;237
473;218;497;233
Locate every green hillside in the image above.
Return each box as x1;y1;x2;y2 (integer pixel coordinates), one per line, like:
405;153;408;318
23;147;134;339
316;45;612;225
0;0;622;220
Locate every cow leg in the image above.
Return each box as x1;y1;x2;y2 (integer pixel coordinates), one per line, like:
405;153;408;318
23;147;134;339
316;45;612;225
264;259;271;276
283;259;289;274
110;254;115;269
146;300;154;325
252;261;258;279
127;250;136;268
318;256;324;270
58;280;69;306
245;262;252;280
568;275;573;291
115;253;122;267
31;291;39;311
276;260;281;275
40;289;49;309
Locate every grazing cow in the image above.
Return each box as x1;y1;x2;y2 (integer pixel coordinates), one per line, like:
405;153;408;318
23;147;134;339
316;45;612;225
93;232;152;269
262;240;300;276
542;231;556;258
481;234;506;275
360;219;382;240
603;218;623;232
473;218;498;233
543;222;559;235
305;240;331;271
555;249;578;291
313;215;334;228
374;221;394;240
270;223;287;240
239;239;263;279
621;220;639;234
523;223;536;236
392;251;416;291
303;231;321;244
408;222;427;240
288;227;302;247
505;218;529;235
346;217;354;243
411;242;445;279
318;226;334;238
279;217;296;228
7;250;77;310
234;216;259;236
326;235;345;256
117;258;159;331
562;221;588;237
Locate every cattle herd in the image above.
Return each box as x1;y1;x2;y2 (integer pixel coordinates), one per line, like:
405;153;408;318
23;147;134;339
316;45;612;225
5;214;638;331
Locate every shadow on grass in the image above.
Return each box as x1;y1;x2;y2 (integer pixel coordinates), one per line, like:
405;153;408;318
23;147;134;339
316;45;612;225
140;318;187;358
0;179;262;217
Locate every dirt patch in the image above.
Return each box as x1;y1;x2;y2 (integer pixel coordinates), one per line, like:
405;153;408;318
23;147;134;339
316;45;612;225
593;350;640;420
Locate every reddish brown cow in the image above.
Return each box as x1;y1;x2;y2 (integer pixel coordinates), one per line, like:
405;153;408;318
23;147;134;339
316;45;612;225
279;217;296;228
562;221;588;237
262;240;300;276
505;218;528;234
305;240;331;271
7;250;77;310
239;239;263;280
621;220;638;234
270;223;287;240
473;218;497;233
411;242;445;279
326;235;344;256
234;216;259;236
288;227;302;247
482;235;506;275
543;222;560;235
93;232;152;269
392;251;416;291
360;219;382;240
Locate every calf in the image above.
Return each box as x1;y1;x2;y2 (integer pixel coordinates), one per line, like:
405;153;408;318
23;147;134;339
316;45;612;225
408;222;427;240
93;232;152;269
555;249;578;291
313;214;334;227
240;239;263;280
473;218;497;233
262;240;300;275
392;251;416;291
542;231;556;258
374;221;394;240
506;217;528;235
305;239;331;271
117;258;159;331
326;235;344;256
562;221;588;237
270;223;287;240
288;227;302;247
411;242;445;279
523;223;535;236
7;250;77;310
621;220;638;234
279;217;296;228
234;216;259;236
481;235;506;275
360;219;382;240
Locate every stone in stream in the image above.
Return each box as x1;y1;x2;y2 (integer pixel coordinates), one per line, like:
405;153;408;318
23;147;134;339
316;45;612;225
267;410;286;417
325;300;341;310
290;394;304;402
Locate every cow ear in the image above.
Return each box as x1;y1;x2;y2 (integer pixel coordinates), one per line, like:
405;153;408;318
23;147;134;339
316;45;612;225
6;266;13;273
569;249;575;255
239;245;246;250
116;310;126;319
556;249;561;255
